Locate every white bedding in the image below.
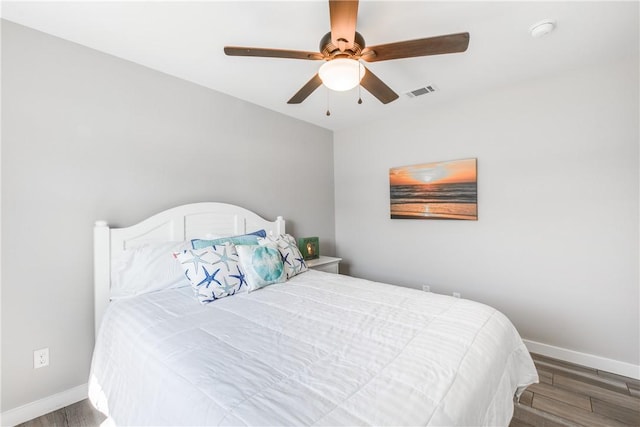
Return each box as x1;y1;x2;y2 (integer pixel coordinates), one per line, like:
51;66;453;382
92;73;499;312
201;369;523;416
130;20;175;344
89;270;537;426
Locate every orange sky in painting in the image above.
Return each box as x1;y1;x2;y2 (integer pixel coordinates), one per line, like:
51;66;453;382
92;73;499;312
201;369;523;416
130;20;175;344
389;158;476;186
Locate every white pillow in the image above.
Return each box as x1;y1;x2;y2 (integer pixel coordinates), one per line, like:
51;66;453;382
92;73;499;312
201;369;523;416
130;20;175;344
110;241;190;299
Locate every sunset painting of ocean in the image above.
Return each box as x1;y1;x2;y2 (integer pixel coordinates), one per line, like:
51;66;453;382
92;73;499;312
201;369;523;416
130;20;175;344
390;158;477;220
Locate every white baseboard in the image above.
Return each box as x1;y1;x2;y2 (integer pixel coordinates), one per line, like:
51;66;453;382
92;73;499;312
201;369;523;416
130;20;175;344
0;383;87;427
524;339;640;380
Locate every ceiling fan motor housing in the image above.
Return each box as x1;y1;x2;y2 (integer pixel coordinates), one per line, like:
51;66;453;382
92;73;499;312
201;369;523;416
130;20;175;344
320;31;366;58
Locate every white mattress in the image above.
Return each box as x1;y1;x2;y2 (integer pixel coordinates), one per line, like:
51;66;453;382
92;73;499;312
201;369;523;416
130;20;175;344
89;270;537;426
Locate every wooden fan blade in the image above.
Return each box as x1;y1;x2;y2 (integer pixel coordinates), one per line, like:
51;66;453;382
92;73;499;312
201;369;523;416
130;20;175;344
224;46;324;61
361;32;470;63
360;66;399;104
287;73;323;104
329;0;359;51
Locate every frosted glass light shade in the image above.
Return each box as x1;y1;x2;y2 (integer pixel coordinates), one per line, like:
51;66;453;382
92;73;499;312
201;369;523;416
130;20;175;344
318;59;366;91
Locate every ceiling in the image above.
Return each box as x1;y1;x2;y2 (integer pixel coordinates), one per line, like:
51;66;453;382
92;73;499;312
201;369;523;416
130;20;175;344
2;1;638;131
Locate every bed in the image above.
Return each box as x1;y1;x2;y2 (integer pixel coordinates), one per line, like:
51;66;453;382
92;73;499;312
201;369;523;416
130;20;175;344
89;202;538;426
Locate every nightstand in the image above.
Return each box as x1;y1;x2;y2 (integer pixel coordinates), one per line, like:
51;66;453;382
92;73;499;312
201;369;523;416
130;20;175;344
306;256;342;274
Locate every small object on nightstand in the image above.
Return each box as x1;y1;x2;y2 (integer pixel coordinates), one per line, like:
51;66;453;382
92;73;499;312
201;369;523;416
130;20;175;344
298;237;319;260
306;256;342;274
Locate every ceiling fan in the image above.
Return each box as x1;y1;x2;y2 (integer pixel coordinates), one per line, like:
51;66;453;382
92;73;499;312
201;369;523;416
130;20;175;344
224;0;469;105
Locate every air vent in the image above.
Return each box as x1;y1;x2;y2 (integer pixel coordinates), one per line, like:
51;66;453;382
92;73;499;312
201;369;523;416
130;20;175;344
405;85;438;98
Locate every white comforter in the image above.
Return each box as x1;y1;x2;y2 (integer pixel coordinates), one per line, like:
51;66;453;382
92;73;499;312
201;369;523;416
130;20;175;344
89;270;537;426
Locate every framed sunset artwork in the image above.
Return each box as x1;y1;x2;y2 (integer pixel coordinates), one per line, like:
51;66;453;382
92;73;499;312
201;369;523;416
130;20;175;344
389;158;477;220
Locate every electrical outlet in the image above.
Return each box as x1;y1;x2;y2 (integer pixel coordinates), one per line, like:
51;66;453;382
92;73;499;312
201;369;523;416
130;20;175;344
453;292;461;298
34;348;49;369
422;285;431;292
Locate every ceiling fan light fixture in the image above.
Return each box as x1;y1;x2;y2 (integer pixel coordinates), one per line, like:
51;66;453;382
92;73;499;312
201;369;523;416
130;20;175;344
318;58;366;91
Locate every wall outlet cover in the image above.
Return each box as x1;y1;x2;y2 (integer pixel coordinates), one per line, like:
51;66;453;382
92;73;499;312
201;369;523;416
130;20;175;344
33;348;49;369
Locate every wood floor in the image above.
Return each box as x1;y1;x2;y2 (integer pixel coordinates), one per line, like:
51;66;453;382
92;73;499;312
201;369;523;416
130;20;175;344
15;399;105;427
16;353;640;427
511;353;640;427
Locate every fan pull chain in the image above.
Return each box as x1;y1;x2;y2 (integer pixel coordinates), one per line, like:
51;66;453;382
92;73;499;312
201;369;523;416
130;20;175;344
358;62;363;105
326;87;331;116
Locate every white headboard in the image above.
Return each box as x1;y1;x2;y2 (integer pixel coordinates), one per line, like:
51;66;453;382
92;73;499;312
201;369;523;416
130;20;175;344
94;202;285;336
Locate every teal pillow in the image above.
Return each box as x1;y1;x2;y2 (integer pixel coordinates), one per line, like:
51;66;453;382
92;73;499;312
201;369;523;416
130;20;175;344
236;244;285;292
258;234;308;279
191;229;267;249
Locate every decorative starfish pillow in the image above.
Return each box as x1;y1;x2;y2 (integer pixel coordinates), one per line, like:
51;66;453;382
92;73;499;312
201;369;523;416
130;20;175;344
258;234;308;279
236;243;286;292
174;244;247;304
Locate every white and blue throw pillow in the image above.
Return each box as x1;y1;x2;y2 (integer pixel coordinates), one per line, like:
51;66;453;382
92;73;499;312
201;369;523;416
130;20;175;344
236;244;286;292
259;234;308;279
174;244;246;304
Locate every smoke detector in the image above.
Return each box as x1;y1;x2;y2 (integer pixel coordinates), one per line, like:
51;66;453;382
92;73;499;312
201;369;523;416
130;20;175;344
530;20;556;38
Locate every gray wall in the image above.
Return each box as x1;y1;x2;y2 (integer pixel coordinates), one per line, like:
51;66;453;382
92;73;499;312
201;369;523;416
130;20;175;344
334;57;639;367
1;21;334;411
